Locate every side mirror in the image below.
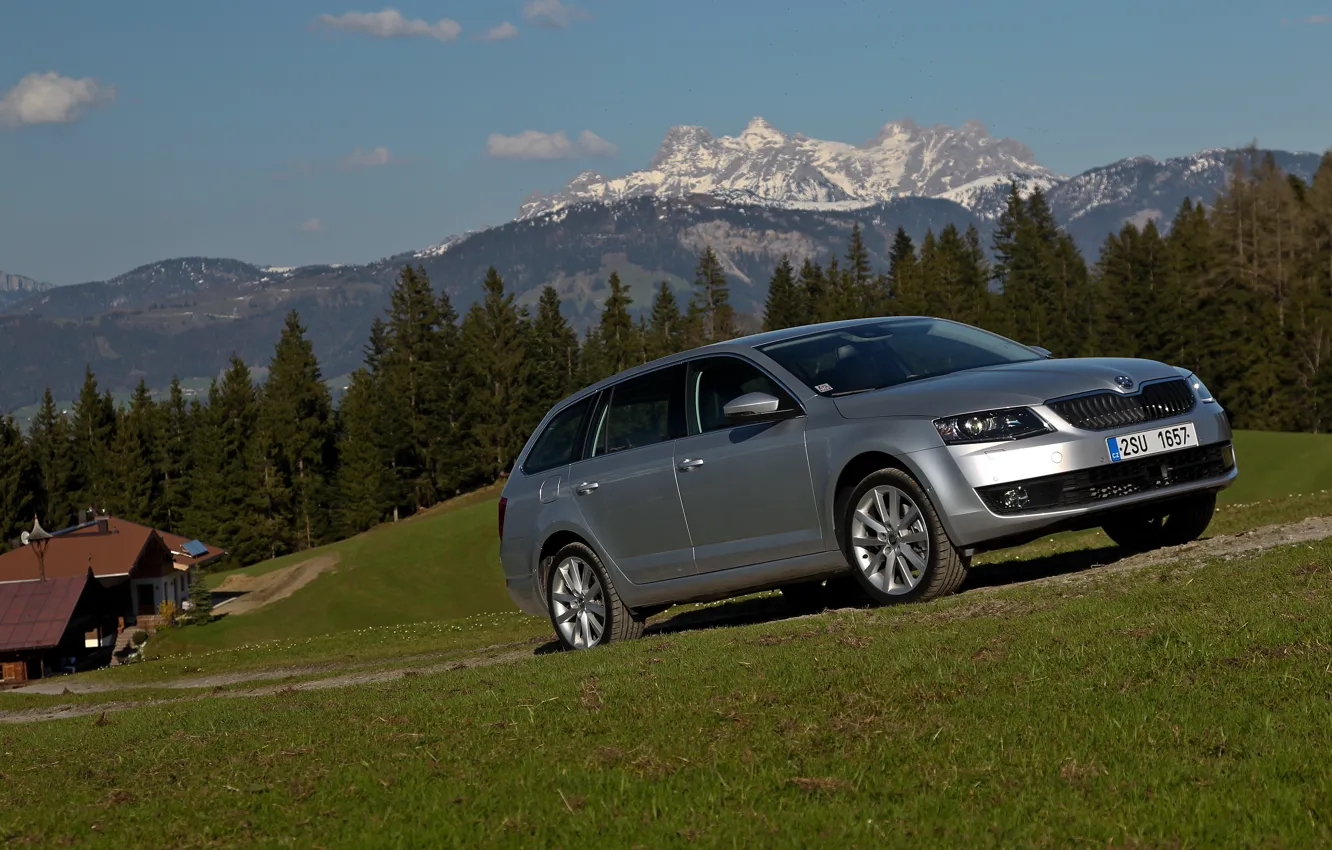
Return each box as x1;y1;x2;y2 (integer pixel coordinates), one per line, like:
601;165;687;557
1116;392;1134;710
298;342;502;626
723;392;781;419
1029;346;1053;359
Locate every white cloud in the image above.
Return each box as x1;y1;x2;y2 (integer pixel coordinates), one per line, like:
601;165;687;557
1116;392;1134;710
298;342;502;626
0;71;116;129
486;129;618;160
474;21;519;41
299;218;326;233
338;145;396;170
577;130;618;157
522;0;591;30
317;9;461;41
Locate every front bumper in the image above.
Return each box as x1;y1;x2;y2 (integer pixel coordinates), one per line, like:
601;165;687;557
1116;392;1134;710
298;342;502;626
909;402;1236;549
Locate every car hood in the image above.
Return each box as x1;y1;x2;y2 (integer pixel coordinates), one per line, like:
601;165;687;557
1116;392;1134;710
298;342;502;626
832;357;1183;420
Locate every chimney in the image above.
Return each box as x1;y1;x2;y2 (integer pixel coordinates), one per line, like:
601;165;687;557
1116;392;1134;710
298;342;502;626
79;509;90;525
96;513;109;534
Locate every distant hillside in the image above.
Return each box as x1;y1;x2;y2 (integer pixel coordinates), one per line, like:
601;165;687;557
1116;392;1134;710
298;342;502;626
0;144;1324;413
0;271;51;311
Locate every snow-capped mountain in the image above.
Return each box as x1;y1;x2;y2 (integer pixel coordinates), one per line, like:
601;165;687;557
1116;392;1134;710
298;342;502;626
518;117;1062;221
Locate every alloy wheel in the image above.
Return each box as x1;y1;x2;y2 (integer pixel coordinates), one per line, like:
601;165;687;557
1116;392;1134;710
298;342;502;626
550;556;607;649
850;485;930;595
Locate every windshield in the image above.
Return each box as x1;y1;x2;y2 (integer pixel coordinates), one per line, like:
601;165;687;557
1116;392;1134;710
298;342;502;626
756;319;1044;396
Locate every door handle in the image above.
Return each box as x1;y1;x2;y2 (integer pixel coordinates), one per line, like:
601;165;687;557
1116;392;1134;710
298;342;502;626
575;482;599;495
677;458;705;472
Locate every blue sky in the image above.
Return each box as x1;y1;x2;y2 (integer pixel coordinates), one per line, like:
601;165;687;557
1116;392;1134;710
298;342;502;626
1;0;1329;285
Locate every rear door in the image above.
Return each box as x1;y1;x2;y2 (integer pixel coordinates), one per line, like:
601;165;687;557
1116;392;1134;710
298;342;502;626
673;355;823;575
569;364;695;584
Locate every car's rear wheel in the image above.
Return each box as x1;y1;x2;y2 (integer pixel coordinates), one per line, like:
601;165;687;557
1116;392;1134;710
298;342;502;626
843;468;967;604
546;542;644;651
1101;492;1217;551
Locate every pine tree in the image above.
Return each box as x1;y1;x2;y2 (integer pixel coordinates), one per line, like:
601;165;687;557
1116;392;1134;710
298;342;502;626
156;378;192;532
335;369;395;534
797;259;826;323
0;415;41;550
188;356;267;565
646;282;684;360
460;267;531;481
596;272;639;376
259;311;335;551
690;247;736;343
27;388;75;528
380;265;444;512
960;224;993;329
186;570;214;625
108;381;158;524
844;223;876;316
887;227;925;317
69;368;115;513
762;256;803;331
528;286;580;411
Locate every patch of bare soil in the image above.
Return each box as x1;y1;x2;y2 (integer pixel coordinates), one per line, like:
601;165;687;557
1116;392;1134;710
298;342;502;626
215;554;341;616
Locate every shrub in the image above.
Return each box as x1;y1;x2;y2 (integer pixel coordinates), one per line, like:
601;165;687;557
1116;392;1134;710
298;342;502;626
131;630;149;648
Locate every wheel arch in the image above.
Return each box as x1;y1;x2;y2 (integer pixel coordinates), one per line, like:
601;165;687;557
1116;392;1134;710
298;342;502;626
830;450;920;549
536;529;593;608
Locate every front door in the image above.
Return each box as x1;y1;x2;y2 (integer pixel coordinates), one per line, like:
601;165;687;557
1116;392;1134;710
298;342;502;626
674;355;823;574
136;583;155;617
570;364;694;584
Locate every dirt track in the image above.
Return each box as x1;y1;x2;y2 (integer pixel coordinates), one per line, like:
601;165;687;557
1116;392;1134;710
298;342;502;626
214;554;341;616
2;515;1330;725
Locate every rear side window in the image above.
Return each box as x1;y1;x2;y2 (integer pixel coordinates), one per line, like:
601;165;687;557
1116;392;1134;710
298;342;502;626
523;395;595;475
589;365;686;457
688;356;800;434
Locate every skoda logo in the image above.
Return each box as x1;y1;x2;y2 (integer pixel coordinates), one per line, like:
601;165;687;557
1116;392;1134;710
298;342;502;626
1114;376;1135;391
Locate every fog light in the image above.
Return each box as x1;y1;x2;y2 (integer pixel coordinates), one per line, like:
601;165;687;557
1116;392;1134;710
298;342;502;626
1001;486;1030;510
1222;445;1236;470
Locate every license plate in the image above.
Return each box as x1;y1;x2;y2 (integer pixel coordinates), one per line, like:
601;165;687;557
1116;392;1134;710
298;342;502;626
1107;422;1197;462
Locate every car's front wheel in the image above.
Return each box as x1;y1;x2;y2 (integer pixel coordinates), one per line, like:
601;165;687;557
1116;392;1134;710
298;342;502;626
1101;492;1217;551
843;468;967;604
546;542;644;651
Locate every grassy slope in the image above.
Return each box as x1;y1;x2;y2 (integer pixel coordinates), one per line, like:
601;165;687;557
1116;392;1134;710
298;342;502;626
0;539;1328;847
157;430;1331;658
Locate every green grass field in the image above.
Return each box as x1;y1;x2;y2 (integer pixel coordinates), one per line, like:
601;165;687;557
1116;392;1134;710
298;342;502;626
164;429;1332;656
1;429;1329;846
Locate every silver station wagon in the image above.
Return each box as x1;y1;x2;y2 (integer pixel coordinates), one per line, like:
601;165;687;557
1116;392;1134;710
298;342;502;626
499;317;1238;650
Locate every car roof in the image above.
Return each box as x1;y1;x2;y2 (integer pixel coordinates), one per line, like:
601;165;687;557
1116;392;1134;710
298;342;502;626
556;315;927;408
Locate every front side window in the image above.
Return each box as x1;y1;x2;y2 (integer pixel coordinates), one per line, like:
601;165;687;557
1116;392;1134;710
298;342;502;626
688;357;800;434
758;318;1042;397
589;365;686;457
523;395;595;474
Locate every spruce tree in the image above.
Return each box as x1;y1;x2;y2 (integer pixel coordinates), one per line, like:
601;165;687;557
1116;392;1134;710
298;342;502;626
188;356;266;565
596;272;639;376
844;223;876;316
186;570;214;625
460;267;531;481
646;282;684;360
0;415;41;550
763;256;803;331
528;286;580;411
69;368;115;513
887;227;925;317
690;247;736;343
798;259;826;323
108;381;158;524
259;311;335;550
157;378;193;533
380;265;444;511
335;369;395;534
27;388;74;528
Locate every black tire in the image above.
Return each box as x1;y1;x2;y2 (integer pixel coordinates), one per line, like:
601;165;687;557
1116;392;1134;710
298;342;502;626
841;468;967;605
545;542;644;651
1102;492;1217;551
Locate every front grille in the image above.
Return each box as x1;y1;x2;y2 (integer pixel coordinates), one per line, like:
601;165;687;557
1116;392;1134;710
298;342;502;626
976;443;1232;516
1047;378;1195;431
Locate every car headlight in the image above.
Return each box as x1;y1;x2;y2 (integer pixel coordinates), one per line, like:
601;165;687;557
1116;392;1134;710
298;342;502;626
933;407;1053;445
1185;372;1215;403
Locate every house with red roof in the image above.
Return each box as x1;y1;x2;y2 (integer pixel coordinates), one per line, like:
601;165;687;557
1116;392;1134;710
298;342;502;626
0;512;226;682
0;569;120;683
